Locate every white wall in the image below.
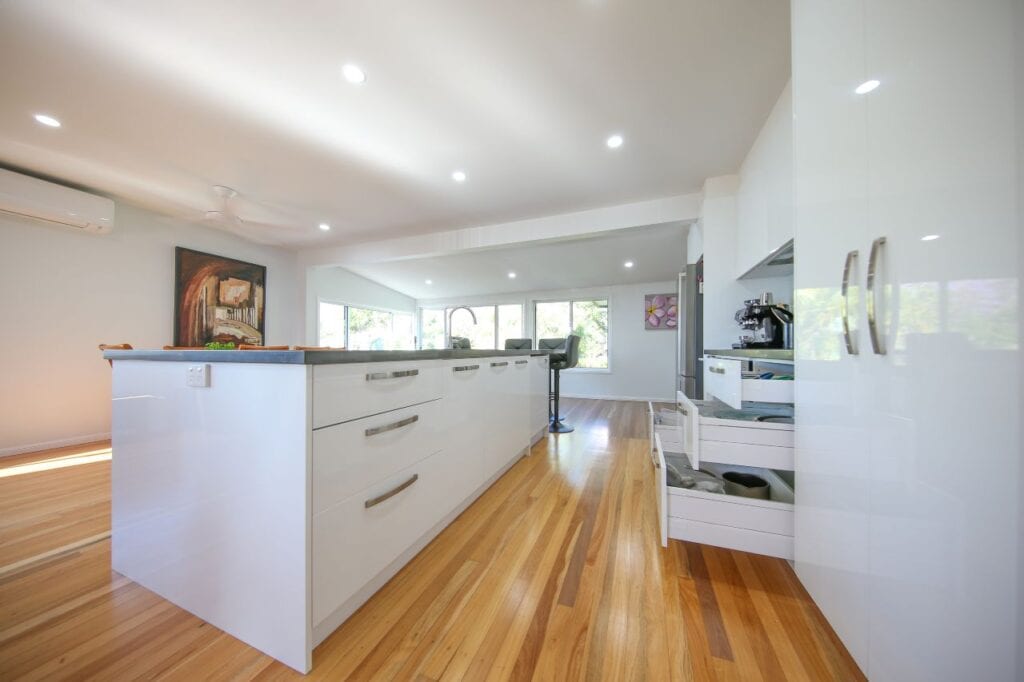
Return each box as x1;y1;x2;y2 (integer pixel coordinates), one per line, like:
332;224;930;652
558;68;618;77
0;204;301;456
700;83;795;350
304;267;416;344
418;280;679;401
701;175;793;350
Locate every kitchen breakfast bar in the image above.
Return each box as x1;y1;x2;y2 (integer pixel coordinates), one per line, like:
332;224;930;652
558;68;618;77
103;349;551;673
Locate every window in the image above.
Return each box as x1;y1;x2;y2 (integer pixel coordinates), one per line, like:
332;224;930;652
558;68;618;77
316;302;414;350
418;304;525;350
450;306;495;350
534;299;609;369
318;301;346;348
498;304;524;344
419;309;445;349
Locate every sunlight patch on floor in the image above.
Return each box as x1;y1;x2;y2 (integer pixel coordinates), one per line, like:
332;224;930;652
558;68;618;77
0;450;112;478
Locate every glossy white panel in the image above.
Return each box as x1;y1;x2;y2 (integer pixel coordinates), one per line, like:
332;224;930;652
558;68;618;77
445;359;487;491
792;0;872;669
312;361;443;428
793;0;1021;679
312;399;443;514
111;360;311;673
863;1;1019;679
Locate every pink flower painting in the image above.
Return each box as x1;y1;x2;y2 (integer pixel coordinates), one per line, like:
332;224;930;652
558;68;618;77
645;293;678;330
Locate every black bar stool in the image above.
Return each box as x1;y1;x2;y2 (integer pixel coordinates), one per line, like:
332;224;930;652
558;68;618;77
504;338;532;350
539;335;580;433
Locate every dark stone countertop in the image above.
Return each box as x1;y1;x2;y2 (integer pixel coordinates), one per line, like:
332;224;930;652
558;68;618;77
102;348;552;365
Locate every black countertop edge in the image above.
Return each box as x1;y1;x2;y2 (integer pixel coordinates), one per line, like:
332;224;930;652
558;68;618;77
102;348;552;365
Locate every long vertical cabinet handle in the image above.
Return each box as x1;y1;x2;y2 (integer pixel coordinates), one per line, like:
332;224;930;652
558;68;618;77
866;237;887;355
841;250;859;355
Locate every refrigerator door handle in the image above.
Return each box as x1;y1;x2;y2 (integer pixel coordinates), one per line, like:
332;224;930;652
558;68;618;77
866;237;887;355
841;250;859;355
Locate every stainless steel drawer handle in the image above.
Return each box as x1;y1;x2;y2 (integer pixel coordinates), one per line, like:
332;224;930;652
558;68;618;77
709;367;726;375
364;414;418;437
841;249;859;355
364;474;418;508
490;361;509;367
366;369;419;381
866;236;887;355
452;364;480;372
515;360;528;365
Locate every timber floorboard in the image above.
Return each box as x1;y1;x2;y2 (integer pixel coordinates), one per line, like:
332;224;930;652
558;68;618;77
0;399;865;681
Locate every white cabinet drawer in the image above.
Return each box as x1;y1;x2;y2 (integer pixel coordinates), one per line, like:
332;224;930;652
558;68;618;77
668;489;793;536
704;356;742;407
665;464;793;559
742;378;794;404
703;355;794;409
654;433;668;547
312;400;443;514
312;446;472;626
700;423;794;448
313;362;443;428
699;440;795;470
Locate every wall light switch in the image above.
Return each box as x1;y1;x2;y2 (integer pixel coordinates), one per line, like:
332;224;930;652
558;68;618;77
186;364;210;388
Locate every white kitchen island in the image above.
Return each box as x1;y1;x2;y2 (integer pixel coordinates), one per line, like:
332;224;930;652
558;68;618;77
104;348;550;673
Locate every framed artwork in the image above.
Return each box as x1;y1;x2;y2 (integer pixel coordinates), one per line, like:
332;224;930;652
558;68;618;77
174;247;266;346
644;293;677;330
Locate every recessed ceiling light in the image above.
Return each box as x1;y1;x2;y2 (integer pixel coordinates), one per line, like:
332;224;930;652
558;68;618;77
451;170;467;183
33;114;61;128
921;234;940;241
507;271;517;279
318;223;331;231
606;134;624;149
425;279;433;285
342;64;366;84
624;260;635;268
855;79;880;94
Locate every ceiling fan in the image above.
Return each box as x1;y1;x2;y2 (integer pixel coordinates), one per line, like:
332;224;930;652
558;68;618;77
201;185;308;244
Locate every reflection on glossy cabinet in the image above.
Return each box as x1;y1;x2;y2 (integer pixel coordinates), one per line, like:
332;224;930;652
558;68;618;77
793;0;1020;679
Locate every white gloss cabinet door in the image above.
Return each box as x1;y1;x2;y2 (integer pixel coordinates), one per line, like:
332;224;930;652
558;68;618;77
445;360;486;491
792;0;872;670
862;2;1020;680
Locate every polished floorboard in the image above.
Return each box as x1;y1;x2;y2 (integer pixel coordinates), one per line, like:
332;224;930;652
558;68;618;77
0;399;864;681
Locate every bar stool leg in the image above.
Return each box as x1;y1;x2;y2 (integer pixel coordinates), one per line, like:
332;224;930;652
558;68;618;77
548;367;574;433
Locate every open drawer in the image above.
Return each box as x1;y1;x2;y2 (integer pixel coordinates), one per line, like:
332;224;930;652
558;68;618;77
663;456;794;560
649;401;686;455
703;355;794;409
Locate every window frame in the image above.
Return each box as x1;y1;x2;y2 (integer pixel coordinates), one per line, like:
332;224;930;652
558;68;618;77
316;297;415;349
532;297;611;372
417;303;525;351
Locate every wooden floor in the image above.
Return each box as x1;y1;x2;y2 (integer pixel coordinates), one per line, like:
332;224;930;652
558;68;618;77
0;399;864;681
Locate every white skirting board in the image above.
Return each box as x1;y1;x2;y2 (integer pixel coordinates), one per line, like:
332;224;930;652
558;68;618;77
312;450;526;645
0;432;111;458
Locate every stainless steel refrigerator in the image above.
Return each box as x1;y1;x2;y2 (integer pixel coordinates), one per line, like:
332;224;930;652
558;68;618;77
676;260;703;399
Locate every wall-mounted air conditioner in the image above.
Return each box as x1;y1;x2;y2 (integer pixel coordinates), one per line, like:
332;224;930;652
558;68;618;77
0;168;115;234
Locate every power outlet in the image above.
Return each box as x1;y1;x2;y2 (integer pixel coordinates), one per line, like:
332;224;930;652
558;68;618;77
186;364;210;388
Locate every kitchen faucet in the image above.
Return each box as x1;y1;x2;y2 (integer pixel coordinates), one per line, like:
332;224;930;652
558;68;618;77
447;306;477;348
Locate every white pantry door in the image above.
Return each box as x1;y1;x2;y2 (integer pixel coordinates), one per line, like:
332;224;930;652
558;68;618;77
862;1;1020;680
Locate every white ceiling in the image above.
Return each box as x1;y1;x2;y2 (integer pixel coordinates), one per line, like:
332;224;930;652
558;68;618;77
0;1;789;247
349;222;687;300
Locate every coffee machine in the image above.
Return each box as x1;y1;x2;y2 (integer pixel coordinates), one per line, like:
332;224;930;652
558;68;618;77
733;292;793;349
